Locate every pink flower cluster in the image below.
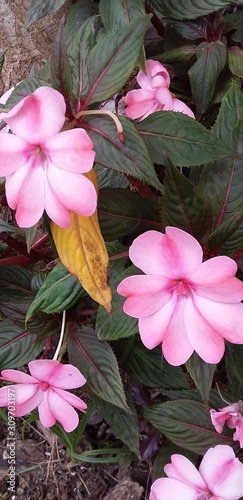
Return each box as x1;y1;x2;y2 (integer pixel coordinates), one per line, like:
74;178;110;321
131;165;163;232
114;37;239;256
0;86;97;228
125;59;195;120
0;360;87;432
150;445;243;499
210;401;243;449
117;227;243;366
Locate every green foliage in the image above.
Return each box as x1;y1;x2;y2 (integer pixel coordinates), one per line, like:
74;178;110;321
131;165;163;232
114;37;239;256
25;0;66;28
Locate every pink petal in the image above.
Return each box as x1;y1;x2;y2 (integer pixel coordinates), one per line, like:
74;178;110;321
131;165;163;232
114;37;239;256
44;175;71;228
2;87;66;143
137;60;170;90
165;97;195;118
191;293;243;344
54;388;87;411
138;292;177;349
200;445;243;499
48;363;86;389
0;134;33;175
154;87;175;107
47;388;80;432
125;89;160;119
129;229;202;279
165;454;207;491
117;275;174;317
233;423;243;448
47;164;97;217
162;295;194;365
29;360;61;382
6;155;45;228
150;478;199;500
37;392;56;428
184;294;225;363
44;129;95;173
0;369;37;384
210;409;229;433
0;384;42;416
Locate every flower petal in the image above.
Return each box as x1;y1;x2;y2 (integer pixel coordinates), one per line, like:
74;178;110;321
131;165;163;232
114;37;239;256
49;363;86;389
117;275;174;317
125;89;160;119
129;228;202;278
44;174;71;228
162;296;194;365
7;155;45;228
44;129;95;173
0;384;42;416
37;392;56;428
28;360;62;384
138;292;177;349
54;388;87;411
165;454;207;491
184;294;225;363
2;87;66;143
200;445;243;499
191;293;243;345
155;87;175;107
47;164;97;217
46;388;80;432
0;134;33;175
0;369;37;384
165;97;195;118
137;60;170;90
150;478;200;500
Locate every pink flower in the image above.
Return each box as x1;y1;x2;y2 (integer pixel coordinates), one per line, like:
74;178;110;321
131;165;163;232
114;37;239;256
0;86;96;228
210;401;243;448
125;59;195;120
0;360;87;432
150;445;243;500
117;227;243;366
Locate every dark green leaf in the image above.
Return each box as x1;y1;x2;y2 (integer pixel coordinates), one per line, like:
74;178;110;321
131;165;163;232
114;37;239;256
206;210;243;256
161;161;213;242
225;343;243;399
168;20;207;40
186;352;216;404
222;11;243;44
156;45;197;63
25;225;38;253
25;0;66;28
83;115;161;189
140;400;237;454
26;263;85;319
96;266;140;341
80;15;151;106
95;165;129;189
228;47;243;78
189;41;227;116
0;219;15;233
0;319;44;370
120;338;190;389
64;0;98;45
92;395;140;457
98;188;161;241
68;325;129;411
199;83;243;222
0;50;4;73
51;19;72;97
136;112;234;167
150;0;239;20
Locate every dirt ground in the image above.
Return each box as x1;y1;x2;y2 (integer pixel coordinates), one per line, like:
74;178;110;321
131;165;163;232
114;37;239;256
0;2;148;498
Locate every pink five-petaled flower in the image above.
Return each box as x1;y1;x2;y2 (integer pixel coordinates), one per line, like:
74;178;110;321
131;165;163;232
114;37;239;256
210;401;243;449
117;227;243;366
0;86;96;228
0;360;87;432
125;59;195;120
149;445;243;500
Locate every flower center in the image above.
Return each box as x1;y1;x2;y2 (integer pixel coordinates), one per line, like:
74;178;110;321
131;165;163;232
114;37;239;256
36;146;42;154
176;280;190;296
39;382;49;392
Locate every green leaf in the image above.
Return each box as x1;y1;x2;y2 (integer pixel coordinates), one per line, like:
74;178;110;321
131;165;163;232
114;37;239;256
83;115;161;189
140;400;237;454
169;20;207;40
199;83;243;222
161;161;213;242
120;338;190;389
156;45;197;63
150;0;238;20
225;343;243;399
95;165;129;189
68;325;129;412
92;395;140;457
136;111;234;167
25;0;66;28
64;0;98;45
206;210;243;256
98;188;161;241
0;319;44;370
0;219;15;233
189;41;227;116
80;15;151;106
222;11;243;44
228;47;243;78
25;225;38;253
186;353;216;404
96;266;140;341
26;263;85;320
0;50;4;73
51;18;72;97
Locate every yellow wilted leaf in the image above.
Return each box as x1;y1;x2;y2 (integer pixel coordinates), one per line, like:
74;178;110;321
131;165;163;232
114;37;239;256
51;170;112;313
